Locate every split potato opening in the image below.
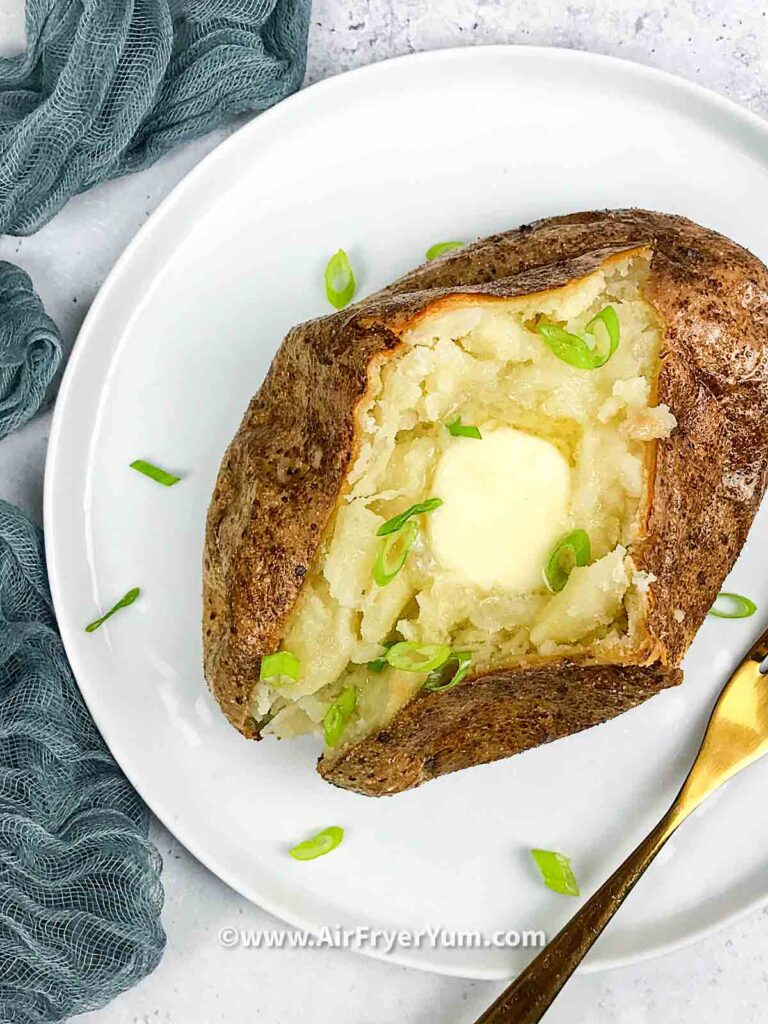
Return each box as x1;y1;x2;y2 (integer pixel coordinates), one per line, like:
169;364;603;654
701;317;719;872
252;250;676;762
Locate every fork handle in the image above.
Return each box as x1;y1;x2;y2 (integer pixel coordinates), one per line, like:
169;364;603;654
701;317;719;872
474;806;682;1024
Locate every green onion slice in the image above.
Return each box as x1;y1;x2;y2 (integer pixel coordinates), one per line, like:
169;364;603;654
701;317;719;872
587;305;620;351
544;529;591;593
373;519;418;587
446;416;482;440
531;849;580;897
325;249;356;309
260;650;301;683
537;304;620;370
129;459;180;486
322;686;357;747
426;241;464;261
368;641;396;673
386;641;451;674
709;592;757;619
290;826;344;861
377;498;443;537
85;587;141;633
424;650;473;692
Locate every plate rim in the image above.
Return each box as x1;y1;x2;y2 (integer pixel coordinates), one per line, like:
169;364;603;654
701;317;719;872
43;43;768;979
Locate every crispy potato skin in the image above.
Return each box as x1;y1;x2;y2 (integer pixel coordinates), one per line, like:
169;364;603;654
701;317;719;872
204;209;768;794
319;663;682;795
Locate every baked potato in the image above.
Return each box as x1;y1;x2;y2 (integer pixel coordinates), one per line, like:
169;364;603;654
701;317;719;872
203;209;768;797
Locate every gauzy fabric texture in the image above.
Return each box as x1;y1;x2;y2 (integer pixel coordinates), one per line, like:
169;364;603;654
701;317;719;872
0;0;311;234
0;502;165;1022
0;0;312;1019
0;262;61;437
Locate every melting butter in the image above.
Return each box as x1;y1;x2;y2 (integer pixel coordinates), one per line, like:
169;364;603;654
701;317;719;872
428;427;571;591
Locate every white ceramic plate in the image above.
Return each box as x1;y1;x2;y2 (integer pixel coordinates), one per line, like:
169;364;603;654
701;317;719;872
45;47;768;980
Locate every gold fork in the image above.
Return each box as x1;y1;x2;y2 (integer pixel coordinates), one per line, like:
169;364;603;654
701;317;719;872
474;625;768;1024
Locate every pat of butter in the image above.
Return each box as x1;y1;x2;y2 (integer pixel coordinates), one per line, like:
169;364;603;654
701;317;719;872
428;427;571;591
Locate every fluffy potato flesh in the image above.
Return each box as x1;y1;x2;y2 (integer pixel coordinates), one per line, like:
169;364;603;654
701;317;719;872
252;253;676;754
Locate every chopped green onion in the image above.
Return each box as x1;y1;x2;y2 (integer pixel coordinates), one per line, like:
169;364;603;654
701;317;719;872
260;650;301;683
587;305;620;352
537;304;620;370
290;826;344;861
373;519;418;586
368;641;396;673
386;641;451;673
85;587;141;633
129;459;180;486
325;249;356;309
531;849;580;897
322;687;357;747
544;529;591;593
426;241;464;261
446;416;482;440
377;498;443;537
374;498;443;585
709;592;757;619
424;650;473;692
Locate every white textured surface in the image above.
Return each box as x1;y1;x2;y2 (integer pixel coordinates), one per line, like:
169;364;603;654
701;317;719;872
2;0;768;1020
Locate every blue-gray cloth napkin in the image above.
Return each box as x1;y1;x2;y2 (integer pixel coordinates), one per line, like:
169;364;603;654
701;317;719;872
0;0;311;234
0;1;311;1020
